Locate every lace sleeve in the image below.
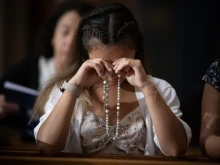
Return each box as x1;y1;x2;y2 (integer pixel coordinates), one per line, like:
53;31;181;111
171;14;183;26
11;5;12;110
202;59;220;92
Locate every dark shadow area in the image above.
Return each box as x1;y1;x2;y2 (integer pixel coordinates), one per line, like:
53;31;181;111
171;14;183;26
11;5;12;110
0;0;219;152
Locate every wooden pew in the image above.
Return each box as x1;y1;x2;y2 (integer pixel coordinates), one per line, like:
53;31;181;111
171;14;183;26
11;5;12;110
0;144;219;165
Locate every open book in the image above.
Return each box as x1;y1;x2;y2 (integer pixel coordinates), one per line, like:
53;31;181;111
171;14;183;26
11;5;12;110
3;81;39;109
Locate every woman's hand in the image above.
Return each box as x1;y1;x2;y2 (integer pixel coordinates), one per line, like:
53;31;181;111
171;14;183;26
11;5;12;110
69;59;112;87
0;94;19;120
113;58;150;88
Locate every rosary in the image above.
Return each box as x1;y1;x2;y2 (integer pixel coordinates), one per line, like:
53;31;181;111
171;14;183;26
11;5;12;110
103;72;121;140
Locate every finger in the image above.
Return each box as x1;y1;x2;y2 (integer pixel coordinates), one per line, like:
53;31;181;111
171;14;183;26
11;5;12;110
93;64;104;77
0;94;5;101
94;59;113;72
91;59;113;74
113;58;125;71
112;57;123;66
84;60;104;77
90;62;104;77
115;59;132;74
88;60;106;75
117;66;131;76
101;60;113;72
0;94;5;106
3;103;19;111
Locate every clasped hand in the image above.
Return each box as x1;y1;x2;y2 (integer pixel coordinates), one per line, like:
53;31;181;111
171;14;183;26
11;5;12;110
69;58;149;89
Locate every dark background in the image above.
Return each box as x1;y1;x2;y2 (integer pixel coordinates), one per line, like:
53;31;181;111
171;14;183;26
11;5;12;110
0;0;219;146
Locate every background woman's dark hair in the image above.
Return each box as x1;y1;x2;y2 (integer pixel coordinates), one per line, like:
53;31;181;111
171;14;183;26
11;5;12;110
35;0;94;58
69;3;146;71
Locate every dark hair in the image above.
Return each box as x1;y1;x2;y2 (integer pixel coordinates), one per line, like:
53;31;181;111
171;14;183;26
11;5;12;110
71;3;145;66
34;3;146;115
37;0;94;58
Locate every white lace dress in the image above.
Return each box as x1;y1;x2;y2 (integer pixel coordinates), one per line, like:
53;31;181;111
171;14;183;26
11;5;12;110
34;76;192;155
81;107;146;154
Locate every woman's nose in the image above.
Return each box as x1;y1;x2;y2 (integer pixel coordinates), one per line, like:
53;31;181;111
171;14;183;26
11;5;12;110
66;35;73;46
64;34;74;52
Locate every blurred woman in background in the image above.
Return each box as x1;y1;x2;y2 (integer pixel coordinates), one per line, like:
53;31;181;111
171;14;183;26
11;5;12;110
0;0;94;143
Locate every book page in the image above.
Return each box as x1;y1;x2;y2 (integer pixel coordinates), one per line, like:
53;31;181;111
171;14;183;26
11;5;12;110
4;81;39;96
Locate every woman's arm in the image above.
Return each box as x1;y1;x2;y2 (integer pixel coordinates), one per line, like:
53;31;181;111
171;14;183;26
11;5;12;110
141;83;187;157
112;58;189;157
37;81;79;155
36;59;113;155
200;83;220;158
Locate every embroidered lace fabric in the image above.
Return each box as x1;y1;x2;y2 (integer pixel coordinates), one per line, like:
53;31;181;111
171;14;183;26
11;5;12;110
81;106;146;154
202;59;220;91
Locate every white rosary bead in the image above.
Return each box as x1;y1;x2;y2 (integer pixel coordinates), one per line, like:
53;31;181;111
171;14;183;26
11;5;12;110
103;72;121;139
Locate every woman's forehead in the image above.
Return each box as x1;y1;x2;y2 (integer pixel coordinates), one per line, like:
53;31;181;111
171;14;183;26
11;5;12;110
89;44;135;61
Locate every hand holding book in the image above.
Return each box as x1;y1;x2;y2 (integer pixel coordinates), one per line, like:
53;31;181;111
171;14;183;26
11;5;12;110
3;81;39;110
0;94;19;119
